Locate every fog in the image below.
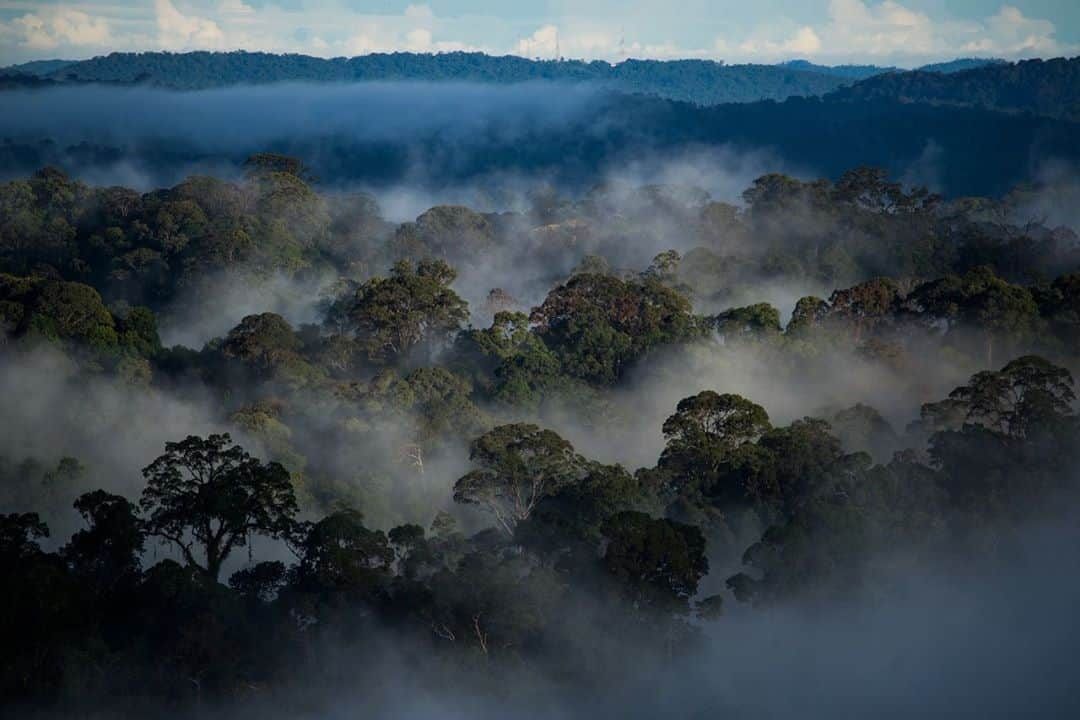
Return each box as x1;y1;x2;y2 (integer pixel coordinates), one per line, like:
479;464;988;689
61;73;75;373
170;520;1079;720
2;73;1079;718
4;81;1070;198
0;83;600;148
0;347;229;537
0;83;609;192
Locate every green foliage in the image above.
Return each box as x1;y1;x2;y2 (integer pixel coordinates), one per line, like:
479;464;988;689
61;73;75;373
602;511;708;618
449;311;563;406
41;50;860;104
4;156;1080;707
907;266;1040;364
710;303;782;342
395;367;490;447
833;56;1080;120
390;205;494;262
517;462;649;563
454;424;587;535
340;259;469;366
530;273;701;384
222;312;304;371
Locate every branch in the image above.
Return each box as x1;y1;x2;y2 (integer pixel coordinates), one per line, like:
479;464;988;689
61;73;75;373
155;529;201;571
473;614;489;655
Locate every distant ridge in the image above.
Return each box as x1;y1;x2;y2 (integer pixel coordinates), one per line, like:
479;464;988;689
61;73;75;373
1;59;76;76
780;59;894;80
1;51;1073;117
781;57;1005;80
4;50;858;104
915;57;1008;74
830;56;1080;121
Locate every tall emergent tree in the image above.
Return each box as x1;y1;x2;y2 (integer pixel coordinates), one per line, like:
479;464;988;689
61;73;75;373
343;258;469;365
140;434;299;580
453;424;586;535
658;391;771;497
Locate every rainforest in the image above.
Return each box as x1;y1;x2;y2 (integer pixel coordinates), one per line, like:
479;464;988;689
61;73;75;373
2;23;1080;720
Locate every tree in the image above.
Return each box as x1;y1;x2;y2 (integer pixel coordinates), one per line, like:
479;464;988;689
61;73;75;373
710;303;782;343
243;153;313;181
698;201;745;248
229;560;287;603
785;295;829;338
64;490;145;590
826;277;901;341
289;509;393;605
26;278;118;350
517;462;646;565
742;173;828;216
643;249;682;285
656;392;772;529
221;312;304;371
449;311;562;407
391;205;494;261
342;258;469;365
827;403;897;459
0;512;86;701
601;511;708;618
530;273;700;384
140;434;300;580
750;418;849;517
834;166;938;214
0;512;49;569
906;266;1039;366
937;355;1075;440
396;367;490;449
662;391;772;453
453;424;587;535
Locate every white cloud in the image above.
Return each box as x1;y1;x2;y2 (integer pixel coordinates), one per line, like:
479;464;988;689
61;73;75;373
7;9;111;51
155;0;227;51
406;28;432;51
785;27;822;55
712;0;1074;64
981;5;1059;54
514;25;558;58
513;24;695;61
821;0;939;57
727;25;823;57
342;9;477;56
344;24;391;55
0;1;1072;68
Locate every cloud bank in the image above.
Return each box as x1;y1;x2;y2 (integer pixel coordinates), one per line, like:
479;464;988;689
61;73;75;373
0;1;1075;67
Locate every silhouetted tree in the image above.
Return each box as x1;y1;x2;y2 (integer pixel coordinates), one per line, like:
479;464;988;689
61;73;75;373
140;434;299;580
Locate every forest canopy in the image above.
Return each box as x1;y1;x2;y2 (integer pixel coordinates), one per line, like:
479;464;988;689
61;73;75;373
1;97;1079;716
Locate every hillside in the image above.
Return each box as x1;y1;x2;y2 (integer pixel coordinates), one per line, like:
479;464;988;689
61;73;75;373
830;56;1080;120
781;59;896;80
1;59;75;76
21;50;851;104
1;86;1075;199
916;57;1007;74
5;52;1063;112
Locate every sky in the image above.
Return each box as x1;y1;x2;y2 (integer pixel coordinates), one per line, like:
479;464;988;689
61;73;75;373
0;0;1077;68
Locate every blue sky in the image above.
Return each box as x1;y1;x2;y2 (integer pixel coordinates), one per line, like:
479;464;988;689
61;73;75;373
1;1;1077;67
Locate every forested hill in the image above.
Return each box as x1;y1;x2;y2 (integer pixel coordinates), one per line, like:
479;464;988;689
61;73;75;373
0;50;1001;103
0;50;1050;109
831;56;1080;121
5;51;849;104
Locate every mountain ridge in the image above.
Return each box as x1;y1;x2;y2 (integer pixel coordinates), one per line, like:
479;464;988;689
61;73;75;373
0;50;1018;106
